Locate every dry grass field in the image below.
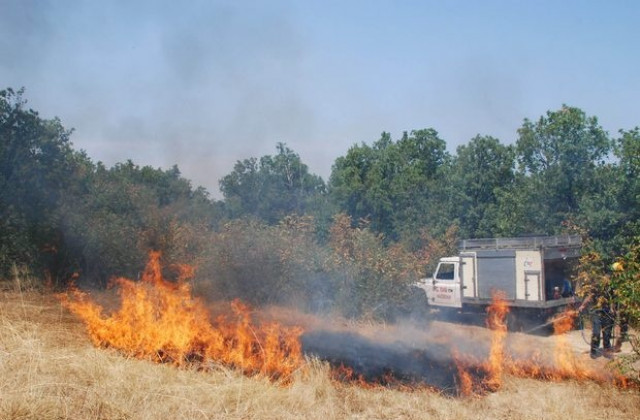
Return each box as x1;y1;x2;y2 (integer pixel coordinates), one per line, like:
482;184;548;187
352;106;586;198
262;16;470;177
1;284;639;420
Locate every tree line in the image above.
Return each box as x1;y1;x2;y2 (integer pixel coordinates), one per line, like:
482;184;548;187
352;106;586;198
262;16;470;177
1;87;638;322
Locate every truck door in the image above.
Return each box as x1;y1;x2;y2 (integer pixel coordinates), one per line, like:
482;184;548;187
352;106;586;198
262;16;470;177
430;261;462;308
460;252;476;298
524;270;541;301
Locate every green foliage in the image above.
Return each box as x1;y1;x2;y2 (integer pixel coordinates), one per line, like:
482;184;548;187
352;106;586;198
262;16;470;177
576;236;640;333
56;160;222;285
563;128;639;255
0;87;224;285
610;238;640;329
329;130;451;241
492;172;534;236
515;105;612;233
614;128;640;243
197;214;432;320
328;140;378;226
449;135;515;238
0;88;75;276
219;143;326;224
3;86;640;326
199;216;330;310
327;213;426;319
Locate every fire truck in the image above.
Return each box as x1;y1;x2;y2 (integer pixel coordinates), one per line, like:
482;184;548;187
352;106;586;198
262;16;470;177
412;235;582;331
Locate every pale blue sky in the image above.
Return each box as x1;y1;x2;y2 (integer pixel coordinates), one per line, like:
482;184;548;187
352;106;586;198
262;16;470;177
1;1;638;197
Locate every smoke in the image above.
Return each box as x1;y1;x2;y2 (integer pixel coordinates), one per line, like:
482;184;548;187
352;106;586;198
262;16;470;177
3;1;638;201
0;1;54;77
292;307;595;394
302;330;466;393
289;310;498;394
0;1;317;198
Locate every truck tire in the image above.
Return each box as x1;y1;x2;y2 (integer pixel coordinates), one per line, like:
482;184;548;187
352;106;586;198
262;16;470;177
506;310;524;332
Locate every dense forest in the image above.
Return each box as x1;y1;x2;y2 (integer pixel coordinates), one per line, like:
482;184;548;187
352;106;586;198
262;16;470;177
1;87;639;321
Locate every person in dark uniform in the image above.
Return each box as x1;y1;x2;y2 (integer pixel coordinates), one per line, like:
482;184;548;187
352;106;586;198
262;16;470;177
615;310;629;353
578;279;615;359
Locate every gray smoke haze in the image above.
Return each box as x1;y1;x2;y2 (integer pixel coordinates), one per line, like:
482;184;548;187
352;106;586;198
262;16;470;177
2;1;638;198
301;329;467;393
298;315;558;394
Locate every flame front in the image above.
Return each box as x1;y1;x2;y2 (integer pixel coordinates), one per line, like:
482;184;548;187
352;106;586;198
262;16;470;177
483;290;509;391
59;254;629;393
59;251;303;380
451;294;628;395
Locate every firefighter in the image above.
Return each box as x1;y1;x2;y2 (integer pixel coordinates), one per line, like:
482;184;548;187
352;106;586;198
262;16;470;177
578;276;615;359
611;261;629;353
615;310;629;353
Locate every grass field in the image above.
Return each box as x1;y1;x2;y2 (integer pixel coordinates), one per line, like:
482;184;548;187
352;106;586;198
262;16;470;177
1;286;639;420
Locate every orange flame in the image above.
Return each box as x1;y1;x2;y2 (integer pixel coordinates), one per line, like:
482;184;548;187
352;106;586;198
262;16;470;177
550;309;585;378
453;295;629;395
58;251;304;381
330;364;371;387
60;255;629;393
452;349;474;397
503;308;626;385
483;290;509;391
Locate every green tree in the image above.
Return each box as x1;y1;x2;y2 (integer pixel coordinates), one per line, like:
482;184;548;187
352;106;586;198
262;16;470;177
579;127;640;255
328;140;379;228
218;157;262;219
514;105;612;234
0;88;75;276
259;143;326;221
56;160;222;285
390;129;451;242
610;238;640;330
329;130;451;242
219;143;326;224
448;135;515;238
615;128;640;241
493;171;541;236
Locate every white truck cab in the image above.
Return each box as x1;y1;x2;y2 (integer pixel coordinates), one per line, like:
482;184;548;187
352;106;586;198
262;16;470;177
433;257;462;307
415;253;476;308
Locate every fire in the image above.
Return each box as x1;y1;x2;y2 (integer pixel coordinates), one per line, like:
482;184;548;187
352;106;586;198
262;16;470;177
60;254;629;394
450;294;629;395
483;290;509;391
502;309;626;385
59;251;304;381
331;364;371;387
452;349;474;397
447;291;510;395
550;310;586;378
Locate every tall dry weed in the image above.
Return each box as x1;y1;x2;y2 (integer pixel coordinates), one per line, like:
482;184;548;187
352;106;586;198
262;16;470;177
0;264;41;293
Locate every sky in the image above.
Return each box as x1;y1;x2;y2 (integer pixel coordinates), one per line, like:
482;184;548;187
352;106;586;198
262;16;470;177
1;0;638;198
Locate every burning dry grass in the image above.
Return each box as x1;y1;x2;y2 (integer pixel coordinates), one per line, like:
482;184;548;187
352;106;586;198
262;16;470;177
53;253;637;395
57;251;304;380
2;289;640;419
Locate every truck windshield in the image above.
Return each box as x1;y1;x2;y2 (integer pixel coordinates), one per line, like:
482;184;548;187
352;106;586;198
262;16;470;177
436;263;455;280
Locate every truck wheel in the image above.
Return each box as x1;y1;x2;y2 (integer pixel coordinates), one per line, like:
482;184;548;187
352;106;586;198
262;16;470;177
506;311;523;332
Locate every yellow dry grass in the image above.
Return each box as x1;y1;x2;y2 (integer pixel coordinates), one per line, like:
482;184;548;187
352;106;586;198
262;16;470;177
1;288;639;420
